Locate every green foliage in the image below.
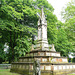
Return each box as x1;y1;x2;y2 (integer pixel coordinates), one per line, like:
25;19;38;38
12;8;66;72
61;0;75;21
14;36;31;57
0;0;74;63
55;21;73;56
56;28;73;56
0;43;5;64
65;16;75;46
61;0;75;53
72;57;75;63
0;0;57;63
0;0;37;63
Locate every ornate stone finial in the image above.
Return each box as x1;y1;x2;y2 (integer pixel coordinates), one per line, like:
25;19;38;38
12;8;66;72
38;7;47;25
51;44;56;52
41;8;45;20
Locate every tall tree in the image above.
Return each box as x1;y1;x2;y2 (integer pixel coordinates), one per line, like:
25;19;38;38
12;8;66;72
61;0;75;53
55;21;73;57
61;0;75;21
0;0;37;63
0;0;57;63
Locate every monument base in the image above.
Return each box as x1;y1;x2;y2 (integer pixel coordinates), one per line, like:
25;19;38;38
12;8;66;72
11;50;75;75
11;62;75;75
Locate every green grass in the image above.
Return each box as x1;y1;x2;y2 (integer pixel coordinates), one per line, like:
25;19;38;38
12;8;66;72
0;69;20;75
68;74;75;75
0;69;75;75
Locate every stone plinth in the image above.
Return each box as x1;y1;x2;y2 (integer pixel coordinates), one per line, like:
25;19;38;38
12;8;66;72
11;62;75;75
11;50;75;75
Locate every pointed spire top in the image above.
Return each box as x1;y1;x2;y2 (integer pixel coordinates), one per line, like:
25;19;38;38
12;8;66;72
38;7;47;25
40;7;45;20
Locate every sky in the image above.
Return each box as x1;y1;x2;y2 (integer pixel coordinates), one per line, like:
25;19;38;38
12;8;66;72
47;0;71;22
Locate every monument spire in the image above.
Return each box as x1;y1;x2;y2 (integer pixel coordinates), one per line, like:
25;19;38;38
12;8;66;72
38;8;47;26
37;8;49;51
41;8;45;20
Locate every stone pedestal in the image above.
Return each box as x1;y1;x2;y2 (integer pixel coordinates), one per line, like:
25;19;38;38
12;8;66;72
11;50;75;75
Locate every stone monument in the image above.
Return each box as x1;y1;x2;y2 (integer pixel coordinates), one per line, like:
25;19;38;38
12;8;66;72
36;8;49;51
11;8;75;75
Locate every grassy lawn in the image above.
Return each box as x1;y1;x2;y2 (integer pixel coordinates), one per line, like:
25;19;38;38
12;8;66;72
0;69;75;75
0;69;20;75
68;74;75;75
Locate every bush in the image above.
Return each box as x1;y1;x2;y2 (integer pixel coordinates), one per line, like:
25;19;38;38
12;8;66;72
72;57;75;63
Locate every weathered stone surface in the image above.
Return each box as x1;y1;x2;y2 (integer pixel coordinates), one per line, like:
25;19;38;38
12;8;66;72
34;8;49;51
11;62;75;75
51;44;56;52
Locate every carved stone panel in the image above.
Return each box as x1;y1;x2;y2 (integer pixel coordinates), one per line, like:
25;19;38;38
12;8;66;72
54;66;58;70
42;58;47;62
51;53;56;56
56;53;60;57
41;65;44;70
70;65;73;69
46;52;51;56
30;65;33;70
62;58;68;62
59;66;62;70
34;53;38;56
40;52;44;56
67;65;69;69
63;66;66;69
45;65;51;70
